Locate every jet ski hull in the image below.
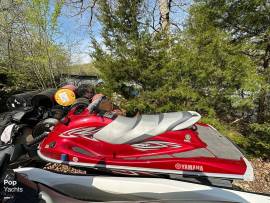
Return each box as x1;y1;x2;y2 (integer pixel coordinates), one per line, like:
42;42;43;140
38;111;253;181
38;150;251;180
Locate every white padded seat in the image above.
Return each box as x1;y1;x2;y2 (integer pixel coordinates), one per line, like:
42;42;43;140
94;111;201;144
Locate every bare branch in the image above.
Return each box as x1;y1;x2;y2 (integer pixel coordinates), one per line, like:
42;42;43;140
89;0;98;27
170;21;182;32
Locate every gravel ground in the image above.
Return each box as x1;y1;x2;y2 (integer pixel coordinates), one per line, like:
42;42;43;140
44;163;87;174
44;159;270;194
233;158;270;194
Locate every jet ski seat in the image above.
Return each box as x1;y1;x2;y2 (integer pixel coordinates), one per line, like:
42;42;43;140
94;111;201;144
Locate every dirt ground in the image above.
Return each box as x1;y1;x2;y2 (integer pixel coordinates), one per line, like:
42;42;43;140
44;158;270;195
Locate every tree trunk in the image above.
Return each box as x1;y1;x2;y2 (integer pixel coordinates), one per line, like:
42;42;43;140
257;89;266;123
262;43;270;70
158;0;171;32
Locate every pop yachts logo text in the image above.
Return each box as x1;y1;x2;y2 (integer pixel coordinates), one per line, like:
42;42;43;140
2;179;23;194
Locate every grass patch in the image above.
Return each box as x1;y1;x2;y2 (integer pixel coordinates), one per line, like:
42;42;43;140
61;63;101;76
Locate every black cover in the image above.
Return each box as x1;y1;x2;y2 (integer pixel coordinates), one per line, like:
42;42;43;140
6;91;40;110
31;88;56;108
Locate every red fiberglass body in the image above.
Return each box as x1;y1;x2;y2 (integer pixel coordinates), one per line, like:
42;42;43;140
38;108;253;181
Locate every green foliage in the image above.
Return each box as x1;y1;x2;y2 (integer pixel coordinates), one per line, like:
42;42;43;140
62;63;101;76
244;123;270;159
194;0;270;41
193;0;270;123
92;0;270;158
0;68;35;89
184;4;261;119
0;0;70;90
51;0;65;28
190;0;270;157
93;0;258;118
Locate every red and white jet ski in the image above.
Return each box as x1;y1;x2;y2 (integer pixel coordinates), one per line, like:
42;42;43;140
38;99;253;181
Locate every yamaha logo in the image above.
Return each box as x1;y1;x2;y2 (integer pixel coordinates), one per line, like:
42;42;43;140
184;134;191;142
72;157;79;162
175;163;203;171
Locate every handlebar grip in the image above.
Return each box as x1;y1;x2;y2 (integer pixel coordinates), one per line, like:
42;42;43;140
88;95;106;113
27;132;48;146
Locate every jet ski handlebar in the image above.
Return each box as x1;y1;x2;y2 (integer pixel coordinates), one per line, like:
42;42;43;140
23;132;49;151
87;95;107;113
